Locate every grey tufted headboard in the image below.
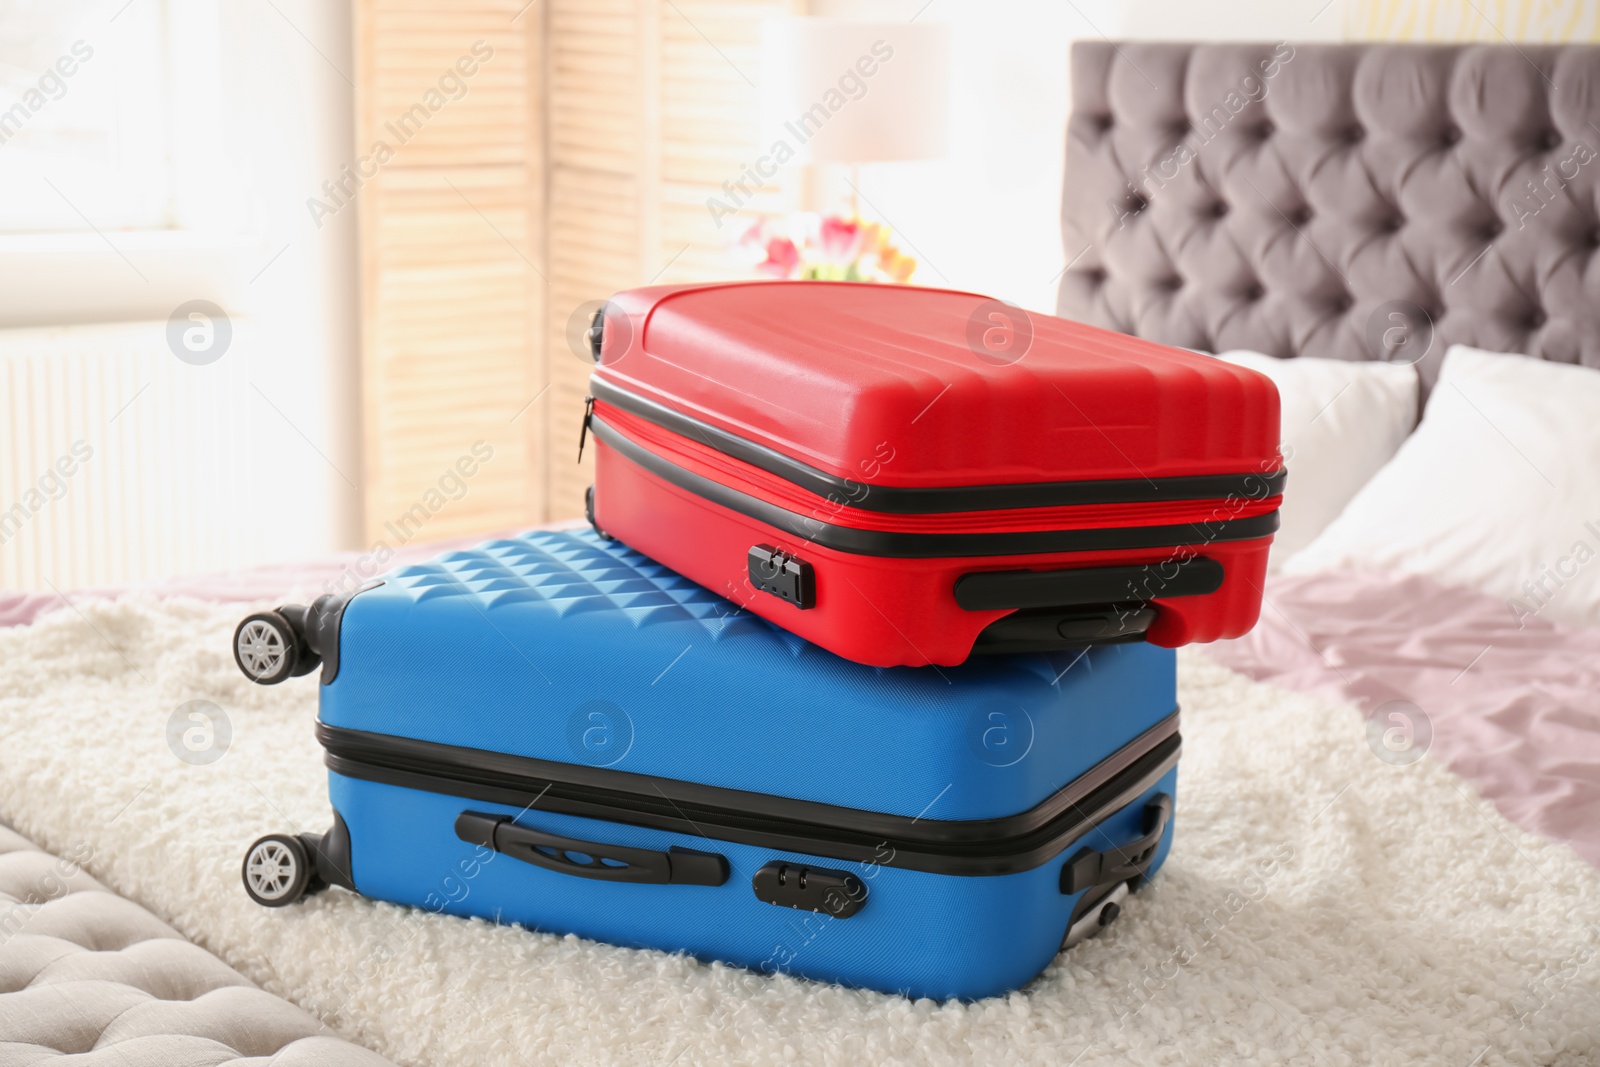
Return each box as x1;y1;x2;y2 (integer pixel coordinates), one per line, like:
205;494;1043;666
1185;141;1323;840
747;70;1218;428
1056;41;1600;391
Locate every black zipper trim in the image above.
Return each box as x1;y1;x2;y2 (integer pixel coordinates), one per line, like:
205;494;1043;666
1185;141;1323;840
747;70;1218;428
316;713;1181;877
590;412;1278;559
590;376;1286;513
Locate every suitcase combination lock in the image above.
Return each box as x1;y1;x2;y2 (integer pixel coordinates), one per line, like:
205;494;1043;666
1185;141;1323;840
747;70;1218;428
752;861;866;918
748;545;815;609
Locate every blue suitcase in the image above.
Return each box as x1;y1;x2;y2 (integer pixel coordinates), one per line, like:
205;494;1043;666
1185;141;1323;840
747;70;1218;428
232;529;1180;1001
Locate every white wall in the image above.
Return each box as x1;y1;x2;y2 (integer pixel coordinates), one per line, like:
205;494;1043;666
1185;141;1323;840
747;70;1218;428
215;0;362;563
1114;0;1346;41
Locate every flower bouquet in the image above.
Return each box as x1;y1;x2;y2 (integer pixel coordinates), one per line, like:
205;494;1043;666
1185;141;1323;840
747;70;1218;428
737;213;917;284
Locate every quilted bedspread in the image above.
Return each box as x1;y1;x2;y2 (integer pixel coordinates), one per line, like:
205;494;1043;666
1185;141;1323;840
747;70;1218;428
0;823;393;1065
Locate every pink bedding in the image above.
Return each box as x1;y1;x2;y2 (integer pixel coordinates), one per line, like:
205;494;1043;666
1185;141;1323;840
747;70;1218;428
1208;570;1600;866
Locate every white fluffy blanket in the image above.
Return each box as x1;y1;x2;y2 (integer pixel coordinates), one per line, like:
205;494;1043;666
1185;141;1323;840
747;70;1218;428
2;598;1598;1067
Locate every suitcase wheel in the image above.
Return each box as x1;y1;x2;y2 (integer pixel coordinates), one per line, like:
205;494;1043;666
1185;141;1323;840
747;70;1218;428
1061;880;1129;950
242;833;325;907
233;611;315;685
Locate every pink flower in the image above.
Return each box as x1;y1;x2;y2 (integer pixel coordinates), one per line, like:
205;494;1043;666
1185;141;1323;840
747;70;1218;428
736;218;772;260
813;216;864;265
757;236;800;278
730;212;915;284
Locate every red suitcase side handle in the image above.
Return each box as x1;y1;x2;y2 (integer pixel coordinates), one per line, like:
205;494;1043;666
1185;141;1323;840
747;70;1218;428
956;559;1224;652
952;558;1225;612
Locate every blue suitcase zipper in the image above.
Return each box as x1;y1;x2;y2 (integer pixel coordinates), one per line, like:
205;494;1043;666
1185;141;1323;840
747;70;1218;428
234;529;1179;1001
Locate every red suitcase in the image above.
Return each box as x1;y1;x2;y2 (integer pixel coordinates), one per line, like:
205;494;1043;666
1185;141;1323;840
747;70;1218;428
582;281;1281;668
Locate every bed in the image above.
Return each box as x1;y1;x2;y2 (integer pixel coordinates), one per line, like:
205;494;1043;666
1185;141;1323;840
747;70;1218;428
3;39;1600;1067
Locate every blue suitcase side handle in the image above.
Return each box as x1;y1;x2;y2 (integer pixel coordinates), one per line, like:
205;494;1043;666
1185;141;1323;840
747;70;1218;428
455;811;729;887
1057;793;1173;895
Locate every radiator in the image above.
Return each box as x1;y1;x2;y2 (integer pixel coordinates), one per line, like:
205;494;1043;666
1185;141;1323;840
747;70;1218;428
0;320;273;591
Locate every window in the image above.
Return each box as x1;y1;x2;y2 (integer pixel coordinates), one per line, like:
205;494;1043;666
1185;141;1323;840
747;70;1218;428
0;0;192;232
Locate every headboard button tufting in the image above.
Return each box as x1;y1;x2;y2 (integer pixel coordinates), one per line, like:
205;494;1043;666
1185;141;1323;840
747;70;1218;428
1055;42;1600;402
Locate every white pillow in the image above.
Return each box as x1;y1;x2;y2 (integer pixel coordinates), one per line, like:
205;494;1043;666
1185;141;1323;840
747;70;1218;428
1215;352;1418;569
1284;345;1600;629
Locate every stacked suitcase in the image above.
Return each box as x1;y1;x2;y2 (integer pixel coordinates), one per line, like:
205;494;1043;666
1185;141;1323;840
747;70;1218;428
233;281;1281;1001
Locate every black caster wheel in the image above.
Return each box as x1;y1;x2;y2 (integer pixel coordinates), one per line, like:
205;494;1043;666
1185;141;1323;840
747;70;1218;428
233;611;309;685
242;833;321;907
587;305;606;362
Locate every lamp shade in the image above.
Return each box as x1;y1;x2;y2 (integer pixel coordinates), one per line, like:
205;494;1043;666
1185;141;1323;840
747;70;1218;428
759;18;950;165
